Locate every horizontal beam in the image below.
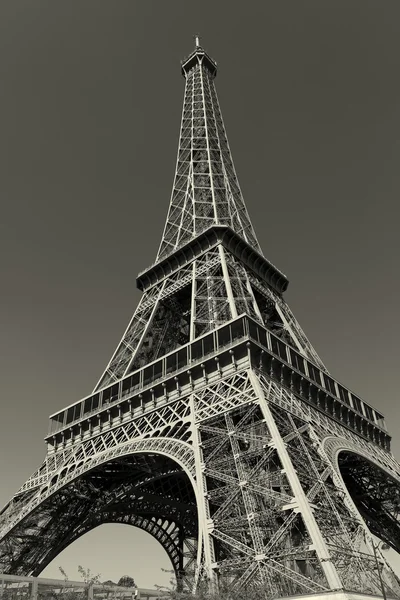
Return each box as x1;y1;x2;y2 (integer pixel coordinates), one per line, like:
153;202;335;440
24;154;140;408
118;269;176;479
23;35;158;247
44;316;390;454
136;226;288;295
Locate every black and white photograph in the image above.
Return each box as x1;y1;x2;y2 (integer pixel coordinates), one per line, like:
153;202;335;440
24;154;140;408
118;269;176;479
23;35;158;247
0;2;399;599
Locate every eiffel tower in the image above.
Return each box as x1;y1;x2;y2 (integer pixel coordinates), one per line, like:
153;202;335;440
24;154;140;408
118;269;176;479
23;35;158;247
1;38;400;599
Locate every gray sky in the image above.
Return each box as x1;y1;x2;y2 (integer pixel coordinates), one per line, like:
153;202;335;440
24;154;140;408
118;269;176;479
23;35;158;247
1;0;400;588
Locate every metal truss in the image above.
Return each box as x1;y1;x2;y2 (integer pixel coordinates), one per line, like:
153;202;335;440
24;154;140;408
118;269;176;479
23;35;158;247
247;270;328;372
156;44;261;262
191;369;400;595
0;451;198;580
94;245;326;396
1;41;400;600
93;42;325;393
2;365;400;597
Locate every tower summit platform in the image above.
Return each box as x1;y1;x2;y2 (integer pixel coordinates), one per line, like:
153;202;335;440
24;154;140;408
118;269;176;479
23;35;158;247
181;35;217;78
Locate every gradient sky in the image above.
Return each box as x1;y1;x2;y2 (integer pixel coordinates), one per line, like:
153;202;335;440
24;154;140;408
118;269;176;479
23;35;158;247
1;0;400;589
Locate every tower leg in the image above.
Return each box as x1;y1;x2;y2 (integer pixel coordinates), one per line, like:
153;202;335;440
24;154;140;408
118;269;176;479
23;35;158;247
250;371;342;590
189;394;217;590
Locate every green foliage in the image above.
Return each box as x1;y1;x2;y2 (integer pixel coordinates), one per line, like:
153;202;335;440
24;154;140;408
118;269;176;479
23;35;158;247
56;565;85;600
59;566;69;582
54;566;84;600
77;566;101;585
58;566;101;586
155;569;270;600
117;576;136;588
55;565;103;600
58;566;136;592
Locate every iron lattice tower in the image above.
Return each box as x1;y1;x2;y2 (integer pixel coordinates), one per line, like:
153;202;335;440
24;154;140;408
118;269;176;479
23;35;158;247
1;41;400;599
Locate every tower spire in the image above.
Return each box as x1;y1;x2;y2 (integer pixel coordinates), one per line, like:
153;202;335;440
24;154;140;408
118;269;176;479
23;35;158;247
157;40;262;261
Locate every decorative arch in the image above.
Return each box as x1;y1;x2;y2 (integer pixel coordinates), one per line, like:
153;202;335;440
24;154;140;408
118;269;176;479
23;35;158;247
0;440;200;582
39;516;187;578
1;438;196;541
323;435;400;483
323;435;400;553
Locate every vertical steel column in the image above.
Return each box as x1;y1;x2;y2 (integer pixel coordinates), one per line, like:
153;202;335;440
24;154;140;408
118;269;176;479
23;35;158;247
189;394;217;589
244;275;263;322
199;58;218;226
123;280;167;376
249;370;343;590
190;261;197;341
218;245;237;319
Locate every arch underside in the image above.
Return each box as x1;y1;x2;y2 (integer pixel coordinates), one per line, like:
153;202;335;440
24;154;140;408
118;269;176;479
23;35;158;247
0;454;198;583
2;372;400;597
338;450;400;553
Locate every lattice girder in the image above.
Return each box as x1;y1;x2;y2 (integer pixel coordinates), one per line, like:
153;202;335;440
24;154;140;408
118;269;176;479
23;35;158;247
0;452;198;578
194;369;400;596
2;41;400;599
94;238;326;392
1;367;400;595
157;48;261;261
92;40;327;390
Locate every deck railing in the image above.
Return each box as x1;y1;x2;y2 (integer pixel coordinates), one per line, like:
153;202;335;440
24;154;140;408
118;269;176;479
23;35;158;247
0;574;166;600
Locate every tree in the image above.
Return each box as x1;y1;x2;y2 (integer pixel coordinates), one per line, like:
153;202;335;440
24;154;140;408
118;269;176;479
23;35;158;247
57;566;100;600
118;576;136;588
77;566;101;585
155;568;275;600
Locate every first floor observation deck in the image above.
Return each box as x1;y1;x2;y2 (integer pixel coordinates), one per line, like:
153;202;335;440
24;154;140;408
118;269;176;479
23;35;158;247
46;315;390;453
